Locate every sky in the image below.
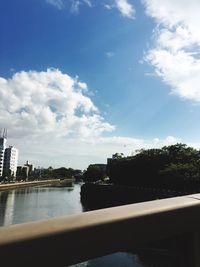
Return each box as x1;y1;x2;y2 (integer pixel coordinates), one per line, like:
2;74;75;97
1;0;200;169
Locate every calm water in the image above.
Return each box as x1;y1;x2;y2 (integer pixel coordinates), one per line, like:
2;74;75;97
0;184;174;267
0;185;82;226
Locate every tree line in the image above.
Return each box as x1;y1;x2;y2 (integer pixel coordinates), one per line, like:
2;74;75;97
16;167;82;181
107;144;200;190
83;144;200;192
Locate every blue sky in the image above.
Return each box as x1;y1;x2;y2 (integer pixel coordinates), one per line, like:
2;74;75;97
1;0;200;168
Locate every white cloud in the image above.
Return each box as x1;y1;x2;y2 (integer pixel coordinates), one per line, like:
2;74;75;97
104;4;112;10
46;0;64;10
46;0;134;18
0;69;114;139
143;0;200;102
70;0;81;14
70;0;92;14
98;136;179;152
9;134;179;169
82;0;92;7
77;81;87;90
46;0;92;13
115;0;135;18
104;0;135;19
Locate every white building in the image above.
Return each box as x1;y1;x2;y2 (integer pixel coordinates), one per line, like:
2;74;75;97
3;146;18;178
0;137;6;177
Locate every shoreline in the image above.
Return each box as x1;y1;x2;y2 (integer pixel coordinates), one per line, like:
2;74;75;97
0;180;61;191
80;183;185;209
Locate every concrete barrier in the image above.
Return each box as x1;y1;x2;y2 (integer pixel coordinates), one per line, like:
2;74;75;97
1;194;200;266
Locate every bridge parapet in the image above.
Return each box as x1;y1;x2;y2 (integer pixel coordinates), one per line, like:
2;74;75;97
1;194;200;267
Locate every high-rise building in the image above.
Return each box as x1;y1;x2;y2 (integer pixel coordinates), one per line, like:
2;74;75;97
0;131;7;177
0;129;19;179
3;146;18;178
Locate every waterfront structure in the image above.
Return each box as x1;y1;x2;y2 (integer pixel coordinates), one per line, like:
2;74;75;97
0;130;7;177
17;161;34;180
3;146;18;178
17;166;29;180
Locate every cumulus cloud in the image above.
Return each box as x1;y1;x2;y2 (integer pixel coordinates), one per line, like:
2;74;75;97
0;69;114;139
104;0;135;19
143;0;200;102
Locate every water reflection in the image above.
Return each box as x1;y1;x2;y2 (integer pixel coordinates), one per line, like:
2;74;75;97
0;190;17;225
70;252;144;267
0;184;83;226
0;190;9;225
3;190;15;226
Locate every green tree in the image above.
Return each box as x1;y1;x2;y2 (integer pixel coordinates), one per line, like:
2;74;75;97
112;153;124;159
83;165;106;183
108;143;200;189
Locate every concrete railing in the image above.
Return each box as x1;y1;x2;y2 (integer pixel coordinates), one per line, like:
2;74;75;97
1;194;200;267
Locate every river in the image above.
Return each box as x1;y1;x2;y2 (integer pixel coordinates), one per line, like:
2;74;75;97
0;183;175;267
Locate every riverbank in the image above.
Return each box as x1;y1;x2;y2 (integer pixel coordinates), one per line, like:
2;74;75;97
80;183;186;209
0;180;63;191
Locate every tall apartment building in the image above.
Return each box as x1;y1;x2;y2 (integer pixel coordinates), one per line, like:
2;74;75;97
3;146;18;178
0;137;6;177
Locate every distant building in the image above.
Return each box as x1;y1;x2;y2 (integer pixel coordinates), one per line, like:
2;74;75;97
24;161;34;175
0;129;19;180
16;166;29;180
0;138;6;177
3;146;18;178
17;161;35;180
0;130;7;178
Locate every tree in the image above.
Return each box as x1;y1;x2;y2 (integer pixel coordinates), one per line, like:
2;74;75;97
107;144;200;189
112;153;124;159
83;165;106;183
